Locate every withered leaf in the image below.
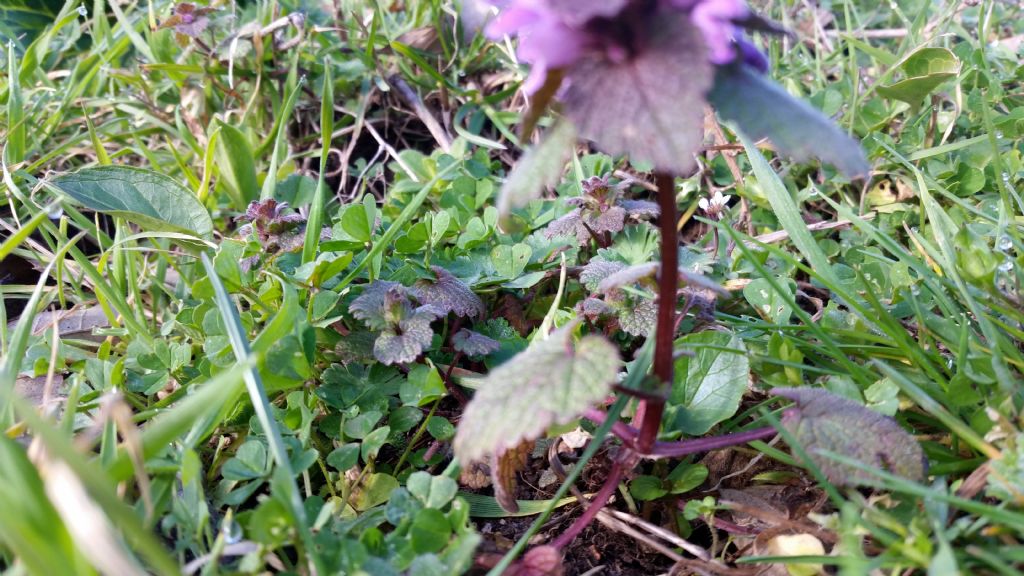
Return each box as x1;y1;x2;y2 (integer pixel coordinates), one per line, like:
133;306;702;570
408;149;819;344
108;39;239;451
492;440;531;513
772;387;926;486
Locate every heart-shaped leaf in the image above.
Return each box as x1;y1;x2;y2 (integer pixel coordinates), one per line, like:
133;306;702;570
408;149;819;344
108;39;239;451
491;244;532;279
454;324;621;464
772;387;926;486
46;166;213;239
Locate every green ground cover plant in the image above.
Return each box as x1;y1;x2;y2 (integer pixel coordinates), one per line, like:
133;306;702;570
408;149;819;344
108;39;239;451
1;0;1023;574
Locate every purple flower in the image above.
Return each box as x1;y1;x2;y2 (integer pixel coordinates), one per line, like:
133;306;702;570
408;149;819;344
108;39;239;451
484;0;766;93
485;1;589;93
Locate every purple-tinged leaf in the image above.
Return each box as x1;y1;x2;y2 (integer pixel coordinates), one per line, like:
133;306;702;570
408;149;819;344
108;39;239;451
454;324;622;464
350;281;405;331
578;297;612;321
772;387;926;486
579;259;626;292
561;14;712;174
620;199;660;220
614;297;656;337
374;305;439;365
414;266;485;318
708;65;869;178
452;329;501;357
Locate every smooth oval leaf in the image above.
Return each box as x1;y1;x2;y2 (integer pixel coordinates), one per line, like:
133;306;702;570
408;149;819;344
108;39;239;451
46;166;213;239
453;324;621;464
668;331;749;435
709;65;869;179
877;47;961;106
772;387;926;486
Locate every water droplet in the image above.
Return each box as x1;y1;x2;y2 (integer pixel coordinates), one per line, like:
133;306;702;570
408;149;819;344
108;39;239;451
221;518;242;544
808;187;819;197
998;235;1013;252
998;260;1014;273
995;131;1004;139
1002;172;1011;183
911;286;921;296
78;5;87;16
946;358;954;370
47;205;64;219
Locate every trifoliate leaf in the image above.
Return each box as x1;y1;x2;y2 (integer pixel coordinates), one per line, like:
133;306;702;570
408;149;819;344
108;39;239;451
772;387;926;486
562;14;712;174
374;305;438;365
414;266;485;318
452;329;501;357
350;281;405;331
708;65;869;179
454;324;622;464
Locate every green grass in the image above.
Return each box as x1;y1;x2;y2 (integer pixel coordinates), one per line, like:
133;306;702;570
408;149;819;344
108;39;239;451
1;0;1023;574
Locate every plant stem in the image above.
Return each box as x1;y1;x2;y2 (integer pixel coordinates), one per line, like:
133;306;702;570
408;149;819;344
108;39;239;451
650;426;776;458
551;463;625;549
635;172;679;453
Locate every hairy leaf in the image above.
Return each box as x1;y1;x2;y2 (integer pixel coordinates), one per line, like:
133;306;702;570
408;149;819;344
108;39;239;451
454;325;622;463
579;259;627;291
497;121;576;227
614;297;656;337
709;65;869;178
620;199;659;220
562;15;711;174
597;262;658;294
452;329;501;357
415;266;485;318
772;387;926;486
350;281;405;331
374;306;438;365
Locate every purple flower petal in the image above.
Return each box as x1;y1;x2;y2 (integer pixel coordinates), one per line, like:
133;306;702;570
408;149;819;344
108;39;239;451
689;0;749;64
737;37;769;73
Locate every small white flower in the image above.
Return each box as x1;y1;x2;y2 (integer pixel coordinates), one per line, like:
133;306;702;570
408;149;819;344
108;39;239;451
698;191;732;220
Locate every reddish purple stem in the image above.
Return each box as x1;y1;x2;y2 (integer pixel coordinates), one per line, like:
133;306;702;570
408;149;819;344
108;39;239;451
651;426;776;458
635;172;678;452
551;463;625;550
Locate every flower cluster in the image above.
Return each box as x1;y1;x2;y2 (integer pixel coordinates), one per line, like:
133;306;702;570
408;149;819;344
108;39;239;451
486;0;767;94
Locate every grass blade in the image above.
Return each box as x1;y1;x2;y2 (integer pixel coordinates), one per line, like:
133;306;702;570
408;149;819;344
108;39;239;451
200;253;324;575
